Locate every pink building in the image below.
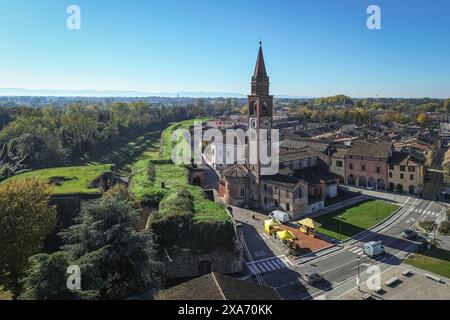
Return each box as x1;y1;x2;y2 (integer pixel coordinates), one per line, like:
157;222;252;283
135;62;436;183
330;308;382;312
345;141;393;191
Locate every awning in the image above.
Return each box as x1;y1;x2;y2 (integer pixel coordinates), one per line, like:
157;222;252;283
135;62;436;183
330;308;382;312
264;218;281;233
298;218;321;229
277;230;296;241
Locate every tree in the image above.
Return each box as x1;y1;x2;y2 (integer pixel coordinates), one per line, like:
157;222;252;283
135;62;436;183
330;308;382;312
19;252;94;300
444;99;450;113
60;194;162;299
417;113;430;126
0;179;57;295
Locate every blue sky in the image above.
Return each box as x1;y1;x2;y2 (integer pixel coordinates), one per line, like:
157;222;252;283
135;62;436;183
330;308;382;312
0;0;449;98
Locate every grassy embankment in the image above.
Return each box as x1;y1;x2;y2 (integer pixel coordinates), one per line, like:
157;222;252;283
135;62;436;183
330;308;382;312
1;164;112;195
130;119;234;252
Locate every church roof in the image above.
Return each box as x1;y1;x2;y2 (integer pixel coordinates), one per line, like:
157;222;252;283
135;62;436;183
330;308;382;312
222;164;249;178
253;44;268;79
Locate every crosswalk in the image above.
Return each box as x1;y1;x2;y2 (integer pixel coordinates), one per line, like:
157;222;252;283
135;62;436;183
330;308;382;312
347;246;365;256
410;208;440;217
246;256;294;275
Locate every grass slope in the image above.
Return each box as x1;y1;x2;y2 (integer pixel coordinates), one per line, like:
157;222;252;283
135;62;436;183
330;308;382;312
315;200;399;240
2;165;112;195
404;247;450;278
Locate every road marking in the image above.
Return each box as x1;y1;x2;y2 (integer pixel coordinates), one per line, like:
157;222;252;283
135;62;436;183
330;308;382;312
246;256;292;275
347;247;360;253
353;248;364;255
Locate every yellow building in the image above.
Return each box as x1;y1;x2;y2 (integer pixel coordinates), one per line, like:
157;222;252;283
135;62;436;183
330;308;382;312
443;149;450;186
388;152;425;194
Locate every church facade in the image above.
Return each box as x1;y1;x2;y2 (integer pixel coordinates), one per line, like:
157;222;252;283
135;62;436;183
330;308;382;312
218;45;340;219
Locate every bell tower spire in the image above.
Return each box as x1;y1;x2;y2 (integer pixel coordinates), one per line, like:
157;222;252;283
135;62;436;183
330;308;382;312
251;42;270;95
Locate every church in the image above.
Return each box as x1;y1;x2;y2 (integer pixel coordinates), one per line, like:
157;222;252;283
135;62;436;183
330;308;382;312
218;44;340;219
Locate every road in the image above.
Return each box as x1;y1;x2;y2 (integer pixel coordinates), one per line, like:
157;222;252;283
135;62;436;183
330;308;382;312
232;197;447;300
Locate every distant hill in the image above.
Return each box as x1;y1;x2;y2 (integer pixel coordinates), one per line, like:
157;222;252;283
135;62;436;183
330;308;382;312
0;88;311;99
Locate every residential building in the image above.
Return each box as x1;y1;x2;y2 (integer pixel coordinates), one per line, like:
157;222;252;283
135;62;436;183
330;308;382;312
345;140;393;190
387;152;425;194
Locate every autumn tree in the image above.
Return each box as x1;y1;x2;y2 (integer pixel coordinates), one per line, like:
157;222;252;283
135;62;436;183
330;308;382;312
417;113;430;126
0;179;57;295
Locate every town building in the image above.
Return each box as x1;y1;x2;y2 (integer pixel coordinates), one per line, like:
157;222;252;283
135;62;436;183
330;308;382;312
345;140;393;190
218;44;339;219
387;152;426;194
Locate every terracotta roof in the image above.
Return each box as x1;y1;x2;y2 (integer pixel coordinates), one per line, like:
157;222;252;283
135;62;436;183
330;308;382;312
155;273;280;300
346;140;392;159
330;148;348;159
222;164;248;178
279;148;317;162
292;166;340;184
281;138;331;153
261;173;302;189
388;152;425;166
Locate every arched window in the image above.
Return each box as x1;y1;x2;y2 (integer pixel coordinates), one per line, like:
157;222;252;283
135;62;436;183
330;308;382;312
249;100;257;116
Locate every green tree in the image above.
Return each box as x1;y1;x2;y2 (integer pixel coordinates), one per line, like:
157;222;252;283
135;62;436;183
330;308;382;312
20;252;94;300
0;179;57;295
60;195;162;299
444;99;450;113
417;113;430;126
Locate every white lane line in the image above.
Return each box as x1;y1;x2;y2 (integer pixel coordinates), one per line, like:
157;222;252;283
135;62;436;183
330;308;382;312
273;259;284;268
258;263;267;272
262;262;273;271
353;248;364;255
348;247;359;253
266;261;278;271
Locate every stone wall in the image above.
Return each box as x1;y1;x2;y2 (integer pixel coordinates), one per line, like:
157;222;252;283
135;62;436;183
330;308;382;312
163;219;244;279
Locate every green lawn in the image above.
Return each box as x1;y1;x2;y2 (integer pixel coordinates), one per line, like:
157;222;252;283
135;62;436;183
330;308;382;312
315;200;399;240
2;164;112;195
404;247;450;278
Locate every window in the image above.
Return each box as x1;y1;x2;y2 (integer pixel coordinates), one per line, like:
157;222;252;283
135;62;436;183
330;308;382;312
286;203;290;212
389;164;394;170
389;172;393;178
240;189;245;197
286;191;290;199
264;184;267;192
298;188;303;198
264;197;267;205
377;167;381;173
408;166;416;173
410;175;414;181
336;160;343;168
400;173;404;179
361;165;366;172
275;200;278;207
400;166;406;172
274;187;278;195
349;163;354;170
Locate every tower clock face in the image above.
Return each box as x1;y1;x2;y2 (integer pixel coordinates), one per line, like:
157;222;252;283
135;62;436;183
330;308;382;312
261;118;270;129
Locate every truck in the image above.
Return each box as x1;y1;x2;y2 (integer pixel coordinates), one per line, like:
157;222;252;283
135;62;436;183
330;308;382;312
269;210;290;224
363;241;385;258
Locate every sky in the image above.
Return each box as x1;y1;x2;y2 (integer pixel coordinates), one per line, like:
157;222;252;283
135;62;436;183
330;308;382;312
0;0;449;98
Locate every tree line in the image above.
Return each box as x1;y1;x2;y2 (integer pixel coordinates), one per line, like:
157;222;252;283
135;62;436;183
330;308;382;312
0;99;244;180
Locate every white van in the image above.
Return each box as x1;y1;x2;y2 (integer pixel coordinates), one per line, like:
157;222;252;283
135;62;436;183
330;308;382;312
363;241;385;258
269;210;290;224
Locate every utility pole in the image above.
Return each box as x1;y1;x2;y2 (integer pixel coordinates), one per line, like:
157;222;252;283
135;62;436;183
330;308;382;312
338;215;343;242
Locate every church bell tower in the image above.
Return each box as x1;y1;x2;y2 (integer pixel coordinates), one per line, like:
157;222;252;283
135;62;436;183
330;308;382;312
247;43;273;206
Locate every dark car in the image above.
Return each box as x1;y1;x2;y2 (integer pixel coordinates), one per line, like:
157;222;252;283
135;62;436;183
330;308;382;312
402;229;418;240
304;272;323;285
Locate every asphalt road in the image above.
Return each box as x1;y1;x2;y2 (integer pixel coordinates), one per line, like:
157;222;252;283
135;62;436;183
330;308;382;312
233;197;447;300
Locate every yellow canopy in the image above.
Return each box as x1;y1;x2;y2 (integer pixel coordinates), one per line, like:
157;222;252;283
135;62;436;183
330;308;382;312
298;218;321;230
277;230;296;241
264;218;281;233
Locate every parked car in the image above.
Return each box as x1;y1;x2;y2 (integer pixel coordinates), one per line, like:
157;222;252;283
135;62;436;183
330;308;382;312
402;229;418;240
303;272;323;285
363;241;385;258
269;210;290;223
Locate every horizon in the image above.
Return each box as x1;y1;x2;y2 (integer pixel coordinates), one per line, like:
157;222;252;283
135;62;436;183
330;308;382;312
1;1;449;99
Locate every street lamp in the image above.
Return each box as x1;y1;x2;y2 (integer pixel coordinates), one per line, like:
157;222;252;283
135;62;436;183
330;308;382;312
338;215;343;242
